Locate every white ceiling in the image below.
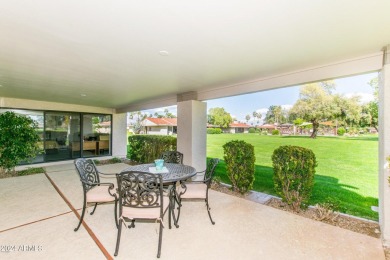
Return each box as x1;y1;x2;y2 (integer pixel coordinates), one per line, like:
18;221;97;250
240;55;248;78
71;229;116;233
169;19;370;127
0;1;390;110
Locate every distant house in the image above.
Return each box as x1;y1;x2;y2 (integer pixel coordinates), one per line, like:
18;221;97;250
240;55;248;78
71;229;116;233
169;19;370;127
142;119;250;135
224;122;251;133
278;123;294;135
142;117;177;135
258;124;277;133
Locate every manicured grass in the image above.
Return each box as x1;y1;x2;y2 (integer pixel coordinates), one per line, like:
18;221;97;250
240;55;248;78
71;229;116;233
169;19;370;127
208;134;379;220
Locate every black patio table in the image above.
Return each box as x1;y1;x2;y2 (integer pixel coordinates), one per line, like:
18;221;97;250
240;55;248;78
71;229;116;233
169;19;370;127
120;163;197;228
121;163;196;183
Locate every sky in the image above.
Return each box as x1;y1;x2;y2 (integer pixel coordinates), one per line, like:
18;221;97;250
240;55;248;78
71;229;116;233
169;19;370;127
141;72;378;124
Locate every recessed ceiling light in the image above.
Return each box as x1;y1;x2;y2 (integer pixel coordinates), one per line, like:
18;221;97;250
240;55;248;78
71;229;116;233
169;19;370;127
159;50;169;56
80;93;87;97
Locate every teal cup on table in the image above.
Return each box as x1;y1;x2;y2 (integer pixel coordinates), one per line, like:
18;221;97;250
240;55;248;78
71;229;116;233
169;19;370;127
154;159;164;170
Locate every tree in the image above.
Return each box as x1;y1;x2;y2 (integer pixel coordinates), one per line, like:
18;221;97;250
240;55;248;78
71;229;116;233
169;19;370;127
252;111;262;125
265;105;283;124
290;82;339;138
208;107;233;128
245;114;251;123
0;111;42;173
333;94;362;127
361;76;379;131
361;101;378;131
152;108;176;119
128;111;147;134
163;108;176;118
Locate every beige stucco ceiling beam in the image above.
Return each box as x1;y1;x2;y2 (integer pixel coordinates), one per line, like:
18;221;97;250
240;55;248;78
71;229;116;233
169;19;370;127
116;52;383;113
197;52;383;101
0;97;115;114
116;95;177;113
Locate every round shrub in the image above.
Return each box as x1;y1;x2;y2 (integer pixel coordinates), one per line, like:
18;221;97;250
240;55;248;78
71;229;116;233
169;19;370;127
0;111;42;173
223;140;255;194
248;128;256;133
272;145;317;211
207;128;222;134
337;127;346;136
271;129;280;135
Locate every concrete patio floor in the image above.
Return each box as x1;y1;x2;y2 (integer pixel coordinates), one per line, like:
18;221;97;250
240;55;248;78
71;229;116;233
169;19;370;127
0;162;385;259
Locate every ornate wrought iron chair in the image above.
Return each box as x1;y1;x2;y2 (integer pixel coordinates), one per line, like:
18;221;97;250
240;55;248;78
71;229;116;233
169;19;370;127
74;158;118;232
160;150;183;164
114;171;171;258
176;158;220;225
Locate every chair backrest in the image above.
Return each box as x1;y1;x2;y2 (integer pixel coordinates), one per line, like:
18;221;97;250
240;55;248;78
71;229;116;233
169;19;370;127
74;158;100;192
160;151;183;164
204;158;220;184
116;171;164;216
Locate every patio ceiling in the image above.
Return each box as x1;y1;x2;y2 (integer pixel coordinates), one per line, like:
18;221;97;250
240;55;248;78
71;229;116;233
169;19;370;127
1;1;390;110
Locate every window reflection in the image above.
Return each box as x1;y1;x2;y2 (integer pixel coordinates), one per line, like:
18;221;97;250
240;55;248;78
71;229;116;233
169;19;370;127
82;114;111;157
44;112;81;161
0;109;112;164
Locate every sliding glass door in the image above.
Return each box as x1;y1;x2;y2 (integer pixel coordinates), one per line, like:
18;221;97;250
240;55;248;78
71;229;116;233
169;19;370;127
44;112;81;161
1;108;112;164
82;114;111;157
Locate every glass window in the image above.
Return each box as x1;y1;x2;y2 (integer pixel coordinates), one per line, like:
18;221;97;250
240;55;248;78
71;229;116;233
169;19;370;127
45;112;81;161
0;109;112;164
82;114;111;157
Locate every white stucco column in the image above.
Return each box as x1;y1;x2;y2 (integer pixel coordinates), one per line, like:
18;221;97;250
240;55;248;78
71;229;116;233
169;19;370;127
379;44;390;246
112;113;128;158
177;100;207;172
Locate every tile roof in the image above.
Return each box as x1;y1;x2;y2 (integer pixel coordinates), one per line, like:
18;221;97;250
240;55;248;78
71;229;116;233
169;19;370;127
229;123;251;128
144;117;177;126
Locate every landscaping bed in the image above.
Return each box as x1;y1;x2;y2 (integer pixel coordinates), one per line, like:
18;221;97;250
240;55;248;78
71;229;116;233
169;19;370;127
211;182;380;238
0;167;45;179
212;181;390;259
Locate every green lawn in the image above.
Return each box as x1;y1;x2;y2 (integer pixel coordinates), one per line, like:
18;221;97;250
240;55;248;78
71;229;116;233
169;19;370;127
207;134;379;220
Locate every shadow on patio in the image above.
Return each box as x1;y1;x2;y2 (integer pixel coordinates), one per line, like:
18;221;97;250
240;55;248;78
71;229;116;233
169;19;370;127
0;163;385;259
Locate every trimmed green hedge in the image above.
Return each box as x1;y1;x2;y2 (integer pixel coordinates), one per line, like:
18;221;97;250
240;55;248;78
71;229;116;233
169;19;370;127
207;128;222;134
128;135;177;163
248;127;256;133
223;140;255;194
272;145;317;211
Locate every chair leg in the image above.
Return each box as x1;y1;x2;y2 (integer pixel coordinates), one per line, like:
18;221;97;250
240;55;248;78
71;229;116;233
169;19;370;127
74;201;86;231
168;198;172;229
114;219;123;256
176;198;182;225
90;203;98;215
205;192;215;225
114;199;118;228
128;219;135;228
157;220;163;258
169;188;179;228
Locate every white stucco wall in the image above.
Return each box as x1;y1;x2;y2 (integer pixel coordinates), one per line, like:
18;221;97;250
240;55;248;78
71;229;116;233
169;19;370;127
177;100;207;172
112;113;127;158
379;45;390;246
147;126;168;135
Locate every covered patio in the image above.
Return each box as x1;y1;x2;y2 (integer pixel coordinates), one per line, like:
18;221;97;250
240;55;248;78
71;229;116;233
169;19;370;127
0;163;384;259
1;1;390;257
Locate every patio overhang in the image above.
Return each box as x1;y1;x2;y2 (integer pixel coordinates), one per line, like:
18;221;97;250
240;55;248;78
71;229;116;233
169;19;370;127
1;0;390;248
